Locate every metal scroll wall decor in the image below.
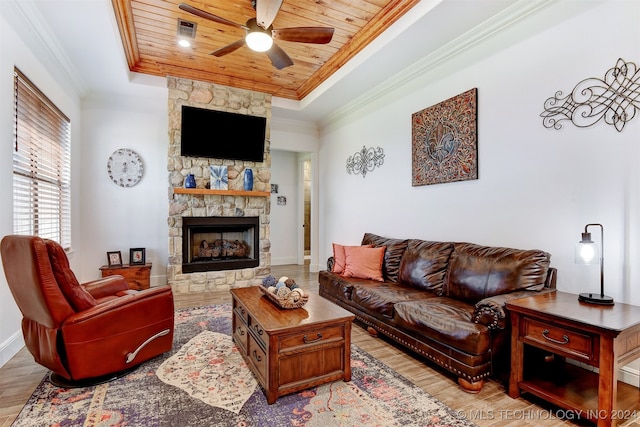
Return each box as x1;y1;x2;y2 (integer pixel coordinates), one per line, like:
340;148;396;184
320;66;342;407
412;88;478;186
541;58;640;132
346;146;385;178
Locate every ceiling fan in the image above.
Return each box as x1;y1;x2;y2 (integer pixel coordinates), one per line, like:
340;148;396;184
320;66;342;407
178;0;335;70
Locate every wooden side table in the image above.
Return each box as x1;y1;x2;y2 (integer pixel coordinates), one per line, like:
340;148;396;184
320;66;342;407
99;263;151;290
507;291;640;426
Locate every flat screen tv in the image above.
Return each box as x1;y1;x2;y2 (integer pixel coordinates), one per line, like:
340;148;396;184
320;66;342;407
180;106;266;162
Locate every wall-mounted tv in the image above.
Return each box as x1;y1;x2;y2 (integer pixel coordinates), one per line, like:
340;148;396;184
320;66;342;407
180;106;266;162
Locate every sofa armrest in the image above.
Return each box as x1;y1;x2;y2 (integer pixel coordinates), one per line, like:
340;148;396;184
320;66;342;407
327;257;335;272
473;288;556;330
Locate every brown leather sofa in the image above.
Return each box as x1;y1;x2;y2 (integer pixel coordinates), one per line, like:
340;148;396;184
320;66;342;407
319;233;556;392
1;235;175;386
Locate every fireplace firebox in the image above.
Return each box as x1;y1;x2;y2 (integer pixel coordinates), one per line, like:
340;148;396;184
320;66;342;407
182;216;259;273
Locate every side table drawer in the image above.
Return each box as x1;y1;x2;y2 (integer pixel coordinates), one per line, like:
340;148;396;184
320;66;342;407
523;318;596;362
99;263;151;290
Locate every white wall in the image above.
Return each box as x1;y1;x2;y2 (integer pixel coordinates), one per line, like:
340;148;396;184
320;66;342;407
319;0;640;304
270;118;321;270
0;10;82;365
79;92;168;284
270;150;299;265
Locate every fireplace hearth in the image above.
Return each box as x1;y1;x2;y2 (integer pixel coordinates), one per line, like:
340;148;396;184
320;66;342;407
182;216;259;273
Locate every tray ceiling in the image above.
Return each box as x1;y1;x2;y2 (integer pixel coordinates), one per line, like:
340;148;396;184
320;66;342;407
111;0;420;100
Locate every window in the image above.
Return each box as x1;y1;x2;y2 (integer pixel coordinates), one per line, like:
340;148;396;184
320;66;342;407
13;68;71;249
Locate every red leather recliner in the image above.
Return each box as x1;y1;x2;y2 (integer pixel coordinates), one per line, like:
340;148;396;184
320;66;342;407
1;235;174;386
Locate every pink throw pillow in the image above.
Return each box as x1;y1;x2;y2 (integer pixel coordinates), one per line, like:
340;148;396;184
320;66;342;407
342;246;386;282
332;243;372;274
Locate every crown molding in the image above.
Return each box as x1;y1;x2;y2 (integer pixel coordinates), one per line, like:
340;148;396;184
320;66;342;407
7;0;87;97
319;0;556;131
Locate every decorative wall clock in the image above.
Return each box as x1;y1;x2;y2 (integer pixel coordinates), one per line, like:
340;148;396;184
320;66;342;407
107;148;144;187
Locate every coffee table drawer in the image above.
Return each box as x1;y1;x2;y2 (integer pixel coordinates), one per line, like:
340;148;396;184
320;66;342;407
247;333;267;383
248;318;266;348
233;311;249;353
234;303;249;326
523;317;595;361
279;325;344;352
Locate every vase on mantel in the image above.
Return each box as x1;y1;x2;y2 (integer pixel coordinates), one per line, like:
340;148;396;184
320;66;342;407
184;173;196;188
243;168;254;191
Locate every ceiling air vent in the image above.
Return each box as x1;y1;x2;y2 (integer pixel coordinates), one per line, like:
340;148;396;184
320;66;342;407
177;18;197;39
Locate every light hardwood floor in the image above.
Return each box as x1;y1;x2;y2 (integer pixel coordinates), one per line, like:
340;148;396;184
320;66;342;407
1;264;638;427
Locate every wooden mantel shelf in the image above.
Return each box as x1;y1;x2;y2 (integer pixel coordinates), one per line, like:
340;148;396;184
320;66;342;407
173;188;270;197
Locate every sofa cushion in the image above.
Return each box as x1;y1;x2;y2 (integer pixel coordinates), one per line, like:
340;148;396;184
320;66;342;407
44;240;97;312
361;233;409;282
331;243;373;274
351;282;437;319
394;298;491;356
342;246;385;281
444;243;551;304
398;240;454;294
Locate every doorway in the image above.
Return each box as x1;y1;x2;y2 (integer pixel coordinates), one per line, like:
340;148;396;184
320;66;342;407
303;159;311;260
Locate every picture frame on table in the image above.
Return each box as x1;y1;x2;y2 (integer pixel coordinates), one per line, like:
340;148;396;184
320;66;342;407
107;251;123;266
130;248;146;265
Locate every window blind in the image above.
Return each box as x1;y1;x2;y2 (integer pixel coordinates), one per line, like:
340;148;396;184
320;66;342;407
13;68;71;249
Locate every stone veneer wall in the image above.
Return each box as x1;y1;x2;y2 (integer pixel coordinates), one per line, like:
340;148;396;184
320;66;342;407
167;76;271;294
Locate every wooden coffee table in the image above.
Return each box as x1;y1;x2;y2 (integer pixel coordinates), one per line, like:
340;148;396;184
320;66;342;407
230;286;355;404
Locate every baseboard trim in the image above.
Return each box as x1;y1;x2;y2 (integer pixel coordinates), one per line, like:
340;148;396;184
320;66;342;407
272;257;298;266
0;330;24;368
620;365;639;387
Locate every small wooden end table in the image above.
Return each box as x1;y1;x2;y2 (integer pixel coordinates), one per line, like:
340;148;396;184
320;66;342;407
99;263;151;290
507;291;640;426
230;286;355;404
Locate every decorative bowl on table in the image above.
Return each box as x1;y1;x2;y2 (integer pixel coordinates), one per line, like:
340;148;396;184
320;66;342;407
259;275;308;309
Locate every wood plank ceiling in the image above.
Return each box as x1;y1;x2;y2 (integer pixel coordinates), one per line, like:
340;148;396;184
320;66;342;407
111;0;420;100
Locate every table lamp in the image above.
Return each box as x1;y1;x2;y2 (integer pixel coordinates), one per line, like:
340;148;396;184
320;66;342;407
575;223;614;305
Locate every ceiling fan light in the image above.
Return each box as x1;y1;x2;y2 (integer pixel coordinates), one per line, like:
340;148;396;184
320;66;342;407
246;31;273;52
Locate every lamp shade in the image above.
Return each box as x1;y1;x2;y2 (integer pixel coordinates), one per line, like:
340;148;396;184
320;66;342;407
575;232;598;264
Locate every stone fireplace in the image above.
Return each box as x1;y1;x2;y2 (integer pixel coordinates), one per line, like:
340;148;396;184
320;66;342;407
167;77;271;294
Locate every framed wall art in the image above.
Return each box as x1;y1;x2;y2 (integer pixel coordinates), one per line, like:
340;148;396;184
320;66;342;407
210;165;228;190
107;251;123;266
411;88;478;186
130;248;146;265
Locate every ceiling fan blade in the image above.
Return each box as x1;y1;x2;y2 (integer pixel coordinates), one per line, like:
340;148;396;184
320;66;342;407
256;0;283;29
210;39;246;57
179;3;248;30
272;27;334;44
266;43;294;70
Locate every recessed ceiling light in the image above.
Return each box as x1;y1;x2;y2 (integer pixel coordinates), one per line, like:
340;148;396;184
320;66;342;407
178;39;191;48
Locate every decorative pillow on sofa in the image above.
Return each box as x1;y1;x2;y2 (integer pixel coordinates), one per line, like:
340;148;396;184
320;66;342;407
342;246;386;281
45;240;97;312
331;243;372;274
361;233;408;282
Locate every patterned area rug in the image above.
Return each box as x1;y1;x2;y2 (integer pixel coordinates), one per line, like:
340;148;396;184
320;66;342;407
12;304;477;427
